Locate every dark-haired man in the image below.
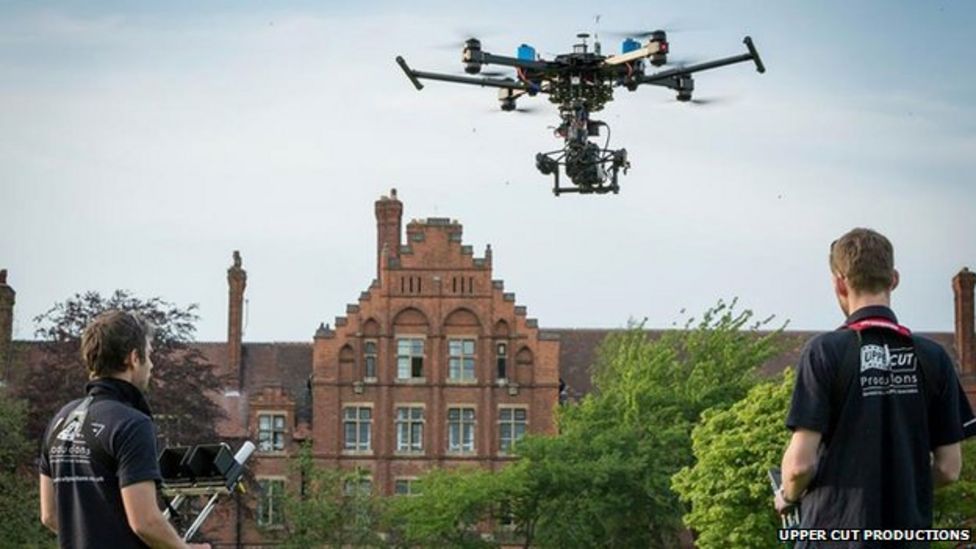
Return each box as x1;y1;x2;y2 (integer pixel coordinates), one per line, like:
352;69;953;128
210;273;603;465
39;310;208;549
775;228;966;545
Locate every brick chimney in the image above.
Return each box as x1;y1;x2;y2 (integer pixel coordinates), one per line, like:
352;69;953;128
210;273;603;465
0;269;14;381
227;251;247;386
953;267;976;374
375;189;402;277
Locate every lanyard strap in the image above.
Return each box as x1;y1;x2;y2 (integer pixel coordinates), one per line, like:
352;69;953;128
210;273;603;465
844;317;912;337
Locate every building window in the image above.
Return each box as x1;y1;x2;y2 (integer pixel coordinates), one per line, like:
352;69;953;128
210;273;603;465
447;407;476;454
448;339;476;381
496;342;508;380
364;340;377;380
257;478;285;527
257;413;286;452
499;408;527;454
343;476;373;496
395;406;425;453
394;478;418;496
343;407;372;452
397;337;425;379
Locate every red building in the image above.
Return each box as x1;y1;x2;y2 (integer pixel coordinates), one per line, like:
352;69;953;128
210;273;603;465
2;192;975;547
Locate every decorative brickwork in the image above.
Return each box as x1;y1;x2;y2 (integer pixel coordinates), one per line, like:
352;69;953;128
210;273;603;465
311;197;560;496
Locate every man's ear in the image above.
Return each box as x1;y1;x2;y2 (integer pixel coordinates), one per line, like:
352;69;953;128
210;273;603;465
833;272;848;297
125;348;140;370
890;269;900;292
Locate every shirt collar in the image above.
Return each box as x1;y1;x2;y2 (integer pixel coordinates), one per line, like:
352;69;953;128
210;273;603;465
86;377;154;418
845;304;898;326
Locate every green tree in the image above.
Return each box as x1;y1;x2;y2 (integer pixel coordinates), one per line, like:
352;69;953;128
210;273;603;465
0;387;57;547
17;290;226;447
933;437;976;547
671;369;794;549
501;427;666;548
386;467;501;548
546;299;784;546
282;444;384;548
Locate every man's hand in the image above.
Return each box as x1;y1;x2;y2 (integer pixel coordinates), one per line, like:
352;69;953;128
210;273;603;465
121;480;196;549
774;489;797;515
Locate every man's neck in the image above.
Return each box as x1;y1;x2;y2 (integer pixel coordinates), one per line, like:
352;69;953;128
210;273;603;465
104;372;134;385
847;293;891;316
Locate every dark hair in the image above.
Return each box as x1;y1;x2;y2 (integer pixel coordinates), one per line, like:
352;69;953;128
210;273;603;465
830;228;896;294
80;310;154;378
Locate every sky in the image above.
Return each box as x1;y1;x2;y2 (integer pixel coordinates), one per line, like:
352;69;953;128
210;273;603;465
1;1;974;342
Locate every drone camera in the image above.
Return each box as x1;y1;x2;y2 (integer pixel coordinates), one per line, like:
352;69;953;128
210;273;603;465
536;153;557;175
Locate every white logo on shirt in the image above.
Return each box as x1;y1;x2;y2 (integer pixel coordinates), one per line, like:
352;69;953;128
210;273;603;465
56;418;82;442
860;344;889;372
860;345;918;397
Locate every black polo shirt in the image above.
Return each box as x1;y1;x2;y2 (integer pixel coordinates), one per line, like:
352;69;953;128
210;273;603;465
40;378;162;549
786;306;964;545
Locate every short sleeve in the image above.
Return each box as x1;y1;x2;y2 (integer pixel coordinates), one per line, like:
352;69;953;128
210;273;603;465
38;418;56;476
786;337;833;434
929;350;965;448
113;416;162;488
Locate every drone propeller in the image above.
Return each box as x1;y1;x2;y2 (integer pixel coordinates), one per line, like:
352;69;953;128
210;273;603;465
604;29;668;40
604;18;704;38
493;105;542;114
671;96;731;107
479;69;515;78
432;27;498;50
663;56;699;67
686;97;728;106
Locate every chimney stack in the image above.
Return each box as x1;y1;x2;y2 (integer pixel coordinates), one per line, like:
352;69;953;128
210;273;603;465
227;251;247;386
0;269;14;381
953;267;976;374
375;189;403;277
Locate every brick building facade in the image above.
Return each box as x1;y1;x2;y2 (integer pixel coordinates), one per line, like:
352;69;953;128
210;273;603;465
2;192;975;547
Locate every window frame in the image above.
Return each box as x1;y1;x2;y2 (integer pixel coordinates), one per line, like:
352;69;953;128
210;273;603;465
495;341;508;381
394;476;419;496
395;336;426;381
257;411;288;453
394;404;426;454
343;475;374;497
363;339;378;382
342;404;374;454
448;337;478;383
498;406;528;455
256;476;287;528
447;405;477;455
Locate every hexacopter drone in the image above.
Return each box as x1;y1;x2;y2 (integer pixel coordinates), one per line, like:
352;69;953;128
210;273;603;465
396;30;765;196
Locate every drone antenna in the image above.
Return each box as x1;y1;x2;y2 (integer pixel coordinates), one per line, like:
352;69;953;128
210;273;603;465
593;15;602;55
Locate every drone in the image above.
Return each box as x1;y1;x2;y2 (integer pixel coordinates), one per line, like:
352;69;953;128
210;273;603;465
396;30;765;196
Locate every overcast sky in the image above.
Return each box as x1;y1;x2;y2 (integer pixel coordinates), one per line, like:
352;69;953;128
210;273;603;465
2;1;974;342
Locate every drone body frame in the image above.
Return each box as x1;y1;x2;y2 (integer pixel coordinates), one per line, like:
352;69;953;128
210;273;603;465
396;31;765;196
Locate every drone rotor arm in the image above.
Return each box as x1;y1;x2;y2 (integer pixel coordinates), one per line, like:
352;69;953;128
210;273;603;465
405;69;533;91
478;52;551;71
395;56;425;90
633;37;766;87
743;36;765;74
